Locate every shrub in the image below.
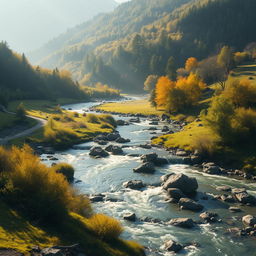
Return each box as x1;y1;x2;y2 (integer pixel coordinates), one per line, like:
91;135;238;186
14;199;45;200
231;107;256;143
99;114;116;127
0;145;92;223
70;121;87;129
223;79;256;108
191;135;218;157
44;120;79;148
86;114;100;124
16;102;27;120
87;214;123;241
74;112;80;118
203;96;234;143
53;163;75;182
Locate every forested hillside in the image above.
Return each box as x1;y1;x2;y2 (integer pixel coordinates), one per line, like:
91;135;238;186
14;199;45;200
30;0;256;92
0;42;119;107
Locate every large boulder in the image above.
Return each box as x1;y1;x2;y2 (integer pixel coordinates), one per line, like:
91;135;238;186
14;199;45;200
179;198;204;212
123;180;145;190
133;162;155;174
89;147;109;158
105;145;124;155
141;153;158;163
163;174;198;195
169;218;194;228
164;240;183;253
242;215;256;226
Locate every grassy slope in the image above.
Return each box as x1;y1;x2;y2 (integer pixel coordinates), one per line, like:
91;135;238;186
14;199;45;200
95;99;163;116
153;62;256;164
0;201;143;256
7;99;114;147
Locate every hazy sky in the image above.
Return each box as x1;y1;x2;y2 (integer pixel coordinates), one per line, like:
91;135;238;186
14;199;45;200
0;0;121;53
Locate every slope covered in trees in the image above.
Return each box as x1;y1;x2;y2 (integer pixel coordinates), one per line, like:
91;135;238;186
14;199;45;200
0;42;119;107
30;0;256;93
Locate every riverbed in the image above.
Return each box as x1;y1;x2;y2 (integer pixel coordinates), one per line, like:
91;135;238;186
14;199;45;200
41;98;256;256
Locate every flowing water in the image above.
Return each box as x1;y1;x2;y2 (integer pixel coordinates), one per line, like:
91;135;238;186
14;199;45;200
41;98;256;256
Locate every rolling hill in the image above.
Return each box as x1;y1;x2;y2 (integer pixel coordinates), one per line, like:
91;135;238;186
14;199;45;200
29;0;256;92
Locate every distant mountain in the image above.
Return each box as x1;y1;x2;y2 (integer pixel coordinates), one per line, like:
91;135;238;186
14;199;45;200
0;0;118;53
29;0;256;93
29;0;190;67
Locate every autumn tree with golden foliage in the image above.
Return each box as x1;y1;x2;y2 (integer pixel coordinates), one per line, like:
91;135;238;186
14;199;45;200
185;57;198;72
155;76;175;107
155;73;206;112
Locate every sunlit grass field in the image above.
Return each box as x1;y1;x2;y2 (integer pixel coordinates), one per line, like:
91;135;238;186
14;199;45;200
96;99;164;116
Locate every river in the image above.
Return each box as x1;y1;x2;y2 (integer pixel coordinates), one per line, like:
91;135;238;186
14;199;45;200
41;98;256;256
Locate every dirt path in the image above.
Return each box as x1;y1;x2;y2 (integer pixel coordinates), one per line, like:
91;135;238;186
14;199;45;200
0;105;47;145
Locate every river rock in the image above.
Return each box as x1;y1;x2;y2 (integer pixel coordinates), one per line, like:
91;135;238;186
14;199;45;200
163;174;198;195
242;215;256;226
123;180;145;190
220;194;236;203
169;218;194;228
89;195;105;202
203;164;221;175
116;120;127;126
96;140;108;146
94;134;108;141
199;212;218;223
105;145;124;155
123;212;136;222
116;137;131;143
141;153;158;163
216;186;232;192
231;188;246;194
179;198;204;212
129;117;140;123
139;144;152;149
161;173;174;183
154;157;169;166
133;162;156;174
41;248;62;256
161;114;169;121
107;133;121;141
229;207;242;213
89;147;109;158
164;240;183;253
167;188;185;200
162;126;169;132
176;150;189;157
232;190;256;205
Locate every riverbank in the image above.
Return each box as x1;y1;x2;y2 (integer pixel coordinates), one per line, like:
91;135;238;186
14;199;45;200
41;100;256;255
5;99;119;149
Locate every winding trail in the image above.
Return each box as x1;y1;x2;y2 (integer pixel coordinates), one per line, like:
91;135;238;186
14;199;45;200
0;105;47;145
